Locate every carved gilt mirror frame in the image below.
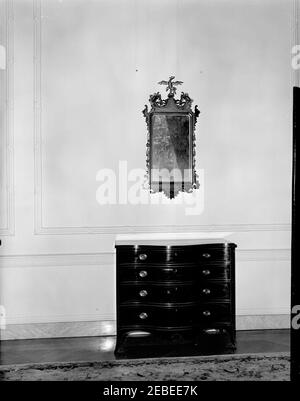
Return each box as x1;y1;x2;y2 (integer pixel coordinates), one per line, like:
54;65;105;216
143;77;200;199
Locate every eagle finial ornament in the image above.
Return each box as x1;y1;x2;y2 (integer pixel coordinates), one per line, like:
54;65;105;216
158;76;183;96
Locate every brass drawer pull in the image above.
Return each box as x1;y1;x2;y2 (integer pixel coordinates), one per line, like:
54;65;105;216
202;253;211;258
202;288;211;295
139;270;148;278
204;329;220;335
139;290;148;297
164;268;177;273
203;310;211;317
139;253;148;261
139;312;148;320
166;287;178;295
202;269;211;276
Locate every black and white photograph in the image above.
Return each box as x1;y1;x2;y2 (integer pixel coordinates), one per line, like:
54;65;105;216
0;0;299;386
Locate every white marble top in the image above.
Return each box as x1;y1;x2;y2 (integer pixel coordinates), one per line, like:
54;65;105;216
115;232;233;246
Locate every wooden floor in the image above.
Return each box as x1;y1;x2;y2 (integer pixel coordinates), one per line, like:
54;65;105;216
0;329;290;365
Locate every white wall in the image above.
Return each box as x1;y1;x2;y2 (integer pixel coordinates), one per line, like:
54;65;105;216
0;0;296;339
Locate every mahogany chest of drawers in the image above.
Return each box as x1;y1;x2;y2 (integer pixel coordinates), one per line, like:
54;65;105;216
115;241;237;357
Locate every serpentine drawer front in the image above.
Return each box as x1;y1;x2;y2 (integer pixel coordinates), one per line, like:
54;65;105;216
117;246;228;264
119;302;231;327
119;282;231;303
115;242;237;357
118;263;230;282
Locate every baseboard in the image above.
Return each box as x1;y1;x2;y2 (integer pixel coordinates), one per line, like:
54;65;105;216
236;314;290;330
0;320;116;341
0;315;289;340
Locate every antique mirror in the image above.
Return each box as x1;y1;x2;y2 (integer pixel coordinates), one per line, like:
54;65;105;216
143;76;200;199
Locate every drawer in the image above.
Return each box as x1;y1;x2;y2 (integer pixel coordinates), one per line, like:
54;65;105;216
118;264;230;282
119;303;231;327
119;282;230;303
117;245;230;265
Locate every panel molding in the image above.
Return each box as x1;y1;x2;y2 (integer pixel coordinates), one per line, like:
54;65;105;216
293;0;300;87
34;223;291;236
0;248;291;268
0;251;114;268
33;0;43;236
0;0;14;236
32;0;292;236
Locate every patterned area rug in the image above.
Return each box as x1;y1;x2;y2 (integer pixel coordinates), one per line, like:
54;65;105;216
0;352;289;381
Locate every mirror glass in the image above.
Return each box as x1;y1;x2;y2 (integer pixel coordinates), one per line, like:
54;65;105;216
151;114;191;183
